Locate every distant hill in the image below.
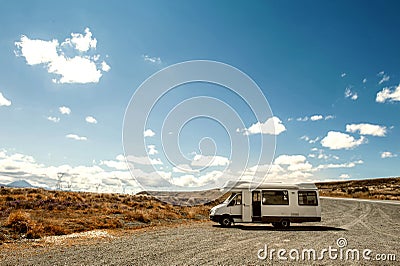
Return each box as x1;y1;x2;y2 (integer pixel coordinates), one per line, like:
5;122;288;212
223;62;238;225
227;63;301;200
7;180;34;188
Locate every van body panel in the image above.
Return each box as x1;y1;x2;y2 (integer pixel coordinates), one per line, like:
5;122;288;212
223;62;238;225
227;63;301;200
210;182;321;226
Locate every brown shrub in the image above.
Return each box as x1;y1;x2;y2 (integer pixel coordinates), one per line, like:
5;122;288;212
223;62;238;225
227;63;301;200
5;210;32;234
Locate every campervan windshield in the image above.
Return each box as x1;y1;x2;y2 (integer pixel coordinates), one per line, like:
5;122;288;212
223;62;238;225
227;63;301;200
224;193;237;204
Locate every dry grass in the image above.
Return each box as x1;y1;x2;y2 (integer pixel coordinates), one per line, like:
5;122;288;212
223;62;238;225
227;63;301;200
0;187;219;243
316;177;400;200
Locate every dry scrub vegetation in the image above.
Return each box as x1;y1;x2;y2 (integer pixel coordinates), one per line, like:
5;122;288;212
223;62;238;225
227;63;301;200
0;187;218;243
1;177;398;243
317;177;400;200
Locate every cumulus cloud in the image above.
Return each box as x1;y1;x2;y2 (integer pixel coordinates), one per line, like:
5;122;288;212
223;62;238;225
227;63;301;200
191;155;230;167
339;174;350;179
144;129;155;137
63;27;97;52
0;92;11;106
0;149;138;193
310;115;323;121
143;54;162;64
321;131;366;150
126;155;162;165
101;61;110;72
376;85;400;103
346;123;387;137
100;154;128;170
14;28;110;84
85;116;97;124
66;134;87;141
59;106;71;115
345;87;358;100
243;116;286;135
381;151;397;158
362;78;367;84
341;73;346;78
47;116;60;123
147;145;158;155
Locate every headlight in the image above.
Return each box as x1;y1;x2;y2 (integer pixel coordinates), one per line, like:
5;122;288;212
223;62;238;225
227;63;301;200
210;207;216;215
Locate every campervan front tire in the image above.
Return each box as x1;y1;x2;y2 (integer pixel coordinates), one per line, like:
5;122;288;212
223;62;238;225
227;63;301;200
272;220;290;229
220;216;232;227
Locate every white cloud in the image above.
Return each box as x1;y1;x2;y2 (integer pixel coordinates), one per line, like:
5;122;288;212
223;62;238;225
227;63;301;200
100;154;128;170
173;164;199;174
143;54;162;64
321;131;366;150
381;151;397;158
297;116;308;122
59;106;71;115
191;155;230;167
362;78;367;84
0;149;138;193
0;92;11;106
274;154;307;165
341;73;346;78
126;155;163;165
346;123;387;137
48;55;102;84
66;134;87;141
15;28;109;84
296;114;334;122
339;174;350;179
144;129;155;137
316;160;363;170
377;71;390;85
301;136;320;144
376;85;400;103
64;27;97;52
147;145;158;155
14;36;59;65
101;61;110;72
310;115;323;121
85;116;98;124
243;116;286;135
47;116;60;123
345;87;358;100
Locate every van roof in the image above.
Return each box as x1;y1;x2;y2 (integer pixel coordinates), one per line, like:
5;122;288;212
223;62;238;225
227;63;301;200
222;181;317;190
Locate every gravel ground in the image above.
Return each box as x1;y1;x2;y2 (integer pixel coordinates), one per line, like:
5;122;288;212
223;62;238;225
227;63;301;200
1;198;399;265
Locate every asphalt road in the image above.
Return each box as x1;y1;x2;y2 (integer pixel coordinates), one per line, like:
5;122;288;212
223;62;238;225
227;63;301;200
1;198;399;265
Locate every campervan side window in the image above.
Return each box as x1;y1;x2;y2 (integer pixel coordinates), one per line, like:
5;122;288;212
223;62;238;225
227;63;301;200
227;193;242;206
298;191;318;206
262;190;289;205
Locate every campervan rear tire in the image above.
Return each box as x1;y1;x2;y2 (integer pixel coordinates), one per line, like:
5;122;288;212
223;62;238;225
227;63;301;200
220;216;232;227
280;219;290;228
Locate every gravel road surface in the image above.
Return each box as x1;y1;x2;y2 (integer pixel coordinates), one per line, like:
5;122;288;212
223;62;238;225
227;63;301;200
1;198;399;265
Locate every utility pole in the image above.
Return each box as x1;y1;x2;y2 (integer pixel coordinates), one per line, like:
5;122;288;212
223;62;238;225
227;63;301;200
57;172;65;190
95;183;101;193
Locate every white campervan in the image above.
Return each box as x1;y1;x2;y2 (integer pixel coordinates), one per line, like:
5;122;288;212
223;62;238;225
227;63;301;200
210;182;321;228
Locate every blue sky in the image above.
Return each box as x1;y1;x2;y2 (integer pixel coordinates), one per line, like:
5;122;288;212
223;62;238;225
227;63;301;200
0;1;399;193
